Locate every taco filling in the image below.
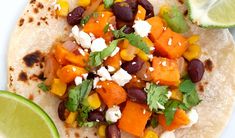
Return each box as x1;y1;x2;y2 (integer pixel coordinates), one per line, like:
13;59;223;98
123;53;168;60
36;0;205;137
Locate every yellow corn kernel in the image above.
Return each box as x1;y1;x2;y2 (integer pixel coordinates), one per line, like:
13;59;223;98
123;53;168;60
188;35;199;45
143;37;154;53
96;4;109;12
56;0;69;17
170;89;183;101
143;130;158;138
87;93;101;109
183;44;201;61
51;79;67;97
120;49;135;61
98;125;106;138
159;5;171;17
77;0;91;7
137;50;149;61
115;0;123;3
66;112;78;125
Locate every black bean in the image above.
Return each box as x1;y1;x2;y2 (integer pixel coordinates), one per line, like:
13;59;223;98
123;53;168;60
126;0;138;12
138;0;154;18
188;59;205;83
127;87;147;103
67;7;85;26
112;2;134;22
123;26;135;34
106;124;121;138
122;56;145;74
58;101;66;121
88;110;104;122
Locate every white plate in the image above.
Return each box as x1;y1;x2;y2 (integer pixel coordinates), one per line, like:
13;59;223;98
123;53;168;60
0;0;234;137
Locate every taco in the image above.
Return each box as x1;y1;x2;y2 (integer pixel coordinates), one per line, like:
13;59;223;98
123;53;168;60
7;0;235;137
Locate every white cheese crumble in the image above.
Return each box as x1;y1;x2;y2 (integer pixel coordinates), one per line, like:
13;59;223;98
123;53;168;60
74;76;83;86
82;73;88;80
71;26;92;49
157;102;165;110
160;131;175;138
107;66;116;72
110;47;120;57
105;106;122;123
97;67;112;81
168;37;173;46
148;54;154;61
181;109;199;128
78;48;85;56
112;68;132;86
133;20;152;37
167;91;172;99
91;38;107;52
149;67;154;72
93;77;100;88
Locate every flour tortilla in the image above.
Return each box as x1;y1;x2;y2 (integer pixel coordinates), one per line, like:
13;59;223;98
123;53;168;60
7;0;235;137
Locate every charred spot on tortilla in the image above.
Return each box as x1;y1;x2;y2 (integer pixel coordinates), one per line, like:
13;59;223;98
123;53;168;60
18;71;28;82
33;8;39;14
9;75;13;87
198;82;204;92
30;0;36;4
178;0;184;4
204;59;213;72
184;10;188;16
19;18;24;27
28;94;34;101
28;17;34;23
9;66;14;71
23;50;42;67
37;22;41;26
38;72;46;81
37;2;44;9
94;132;97;136
74;132;79;138
48;7;51;11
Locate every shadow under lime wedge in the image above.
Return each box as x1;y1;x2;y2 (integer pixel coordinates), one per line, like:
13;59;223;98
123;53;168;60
0;91;59;138
187;0;235;28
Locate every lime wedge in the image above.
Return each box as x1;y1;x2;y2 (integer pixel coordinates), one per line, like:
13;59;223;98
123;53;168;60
187;0;235;28
0;91;59;138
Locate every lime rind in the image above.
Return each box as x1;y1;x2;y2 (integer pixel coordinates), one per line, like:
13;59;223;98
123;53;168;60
187;0;235;28
0;91;60;138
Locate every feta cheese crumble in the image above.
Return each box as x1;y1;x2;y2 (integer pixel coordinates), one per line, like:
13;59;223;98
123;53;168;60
97;67;112;81
74;76;83;86
105;106;122;123
160;131;175;138
93;77;100;88
72;26;92;49
112;68;132;86
107;66;116;72
110;47;120;57
133;20;151;37
91;38;107;52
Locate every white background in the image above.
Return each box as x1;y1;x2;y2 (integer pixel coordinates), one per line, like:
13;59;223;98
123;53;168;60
0;0;235;137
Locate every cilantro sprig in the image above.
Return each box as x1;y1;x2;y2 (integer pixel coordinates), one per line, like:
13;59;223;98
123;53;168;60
145;83;169;112
164;100;180;125
88;39;121;67
37;82;49;92
103;0;114;8
112;26;150;54
66;80;93;112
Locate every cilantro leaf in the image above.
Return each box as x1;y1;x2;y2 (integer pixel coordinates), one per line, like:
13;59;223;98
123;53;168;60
179;79;195;93
66;80;93;112
150;117;158;128
77;105;97;127
103;23;110;33
112;26;150;54
164;100;180;125
162;6;189;33
145;83;169;112
80;15;91;26
104;0;114;8
37;82;49;92
88;39;121;67
183;90;200;108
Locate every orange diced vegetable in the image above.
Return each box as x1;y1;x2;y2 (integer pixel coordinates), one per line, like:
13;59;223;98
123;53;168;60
96;81;127;107
65;52;89;67
147;16;164;42
57;65;87;83
170;89;183;101
51;79;67;97
151;57;180;86
135;5;146;20
143;37;154;54
158;109;189;131
83;11;114;39
104;51;121;71
54;43;69;65
155;28;189;59
118;101;152;137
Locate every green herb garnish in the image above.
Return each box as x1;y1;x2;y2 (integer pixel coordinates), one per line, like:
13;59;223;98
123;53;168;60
80;12;99;26
66;80;93;112
88;39;121;67
164;100;180;125
145;83;169;112
37;82;49;92
77;105;97;127
162;6;189;33
103;23;110;33
104;0;114;8
150;117;158;128
112;26;150;54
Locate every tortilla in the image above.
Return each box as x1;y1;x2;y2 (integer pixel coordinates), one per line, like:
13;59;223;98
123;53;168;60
7;0;235;137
